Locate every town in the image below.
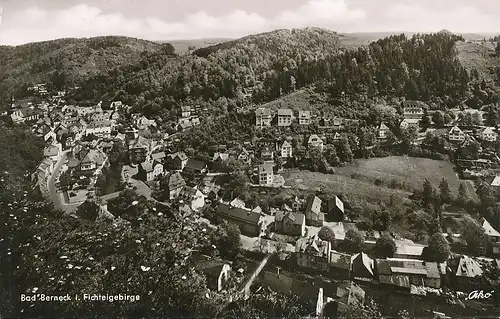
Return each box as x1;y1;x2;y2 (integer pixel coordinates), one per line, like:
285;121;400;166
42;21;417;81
8;80;500;318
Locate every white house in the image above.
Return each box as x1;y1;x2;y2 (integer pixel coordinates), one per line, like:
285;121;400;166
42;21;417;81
400;118;420;130
448;126;466;142
308;134;324;151
43;143;62;164
141;161;164;182
258;163;274;186
280;140;293;158
85;120;112;137
378;123;390;139
480;127;497;142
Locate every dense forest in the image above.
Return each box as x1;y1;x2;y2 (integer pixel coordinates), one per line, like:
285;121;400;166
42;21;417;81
66;30;499;124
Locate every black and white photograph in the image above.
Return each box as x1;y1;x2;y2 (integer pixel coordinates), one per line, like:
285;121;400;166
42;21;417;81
1;0;500;317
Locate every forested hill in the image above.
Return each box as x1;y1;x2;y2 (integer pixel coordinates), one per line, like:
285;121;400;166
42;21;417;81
0;36;171;102
69;30;499;123
69;27;343;117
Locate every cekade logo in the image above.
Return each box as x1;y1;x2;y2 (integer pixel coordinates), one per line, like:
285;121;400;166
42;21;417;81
465;290;494;300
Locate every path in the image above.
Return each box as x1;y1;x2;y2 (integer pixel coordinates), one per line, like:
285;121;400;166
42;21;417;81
48;151;69;211
240;253;271;300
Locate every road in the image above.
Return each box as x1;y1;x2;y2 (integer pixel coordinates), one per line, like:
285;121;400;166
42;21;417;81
48;151;68;211
240;253;271;300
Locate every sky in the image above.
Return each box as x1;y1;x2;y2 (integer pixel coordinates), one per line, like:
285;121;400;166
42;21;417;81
0;0;499;45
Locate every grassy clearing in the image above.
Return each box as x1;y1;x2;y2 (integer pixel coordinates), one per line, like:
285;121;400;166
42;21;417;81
284;156;478;201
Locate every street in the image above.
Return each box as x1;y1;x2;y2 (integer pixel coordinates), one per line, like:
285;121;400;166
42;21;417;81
47;151;80;213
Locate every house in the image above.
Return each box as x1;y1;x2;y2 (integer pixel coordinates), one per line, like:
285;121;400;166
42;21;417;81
195;260;231;292
36;158;54;180
308;134;324;152
85;120;112;137
178;186;206;212
274;211;306;236
135;115;156;130
403;101;424;119
448;126;465;143
326;196;344;222
11;107;41;124
447;255;483;292
350;253;375;280
139;161;164;182
162;172;186;200
79;150;108;174
127;136;150;164
237;148;253;164
258;163;274;186
376;258;442;289
491;175;500;187
212;152;230;163
394;242;426;260
400;118;420;130
296;235;332;272
279;140;293;158
167;152;188;170
305;195;324;226
378;123;390;139
480;217;500;255
333;132;342;142
261;146;274;161
480;127;497;142
298;111;311;125
329;251;352;279
277;108;293;127
215;203;263;237
291;196;305;211
180;105;192;118
184;159;207;175
43;143;62;164
319;282;366;317
149;152;166;164
255;107;272;129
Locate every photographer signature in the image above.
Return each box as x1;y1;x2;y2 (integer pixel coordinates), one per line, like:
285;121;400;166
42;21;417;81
465;290;494;301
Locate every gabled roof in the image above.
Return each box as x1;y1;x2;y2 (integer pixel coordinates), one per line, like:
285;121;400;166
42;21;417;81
259;163;274;174
167;172;186;189
151;152;166;161
379;122;389;131
351;253;374;277
213;152;230;162
255;107;271;116
185;159;206;171
43;144;60;157
140;161;154;173
296;235;330;257
275;211;305;226
169;151;188;161
277;108;293;116
480;217;500;237
281;140;292;149
449;126;463;134
299;111;311;118
308;134;323;144
306;195;322;215
81;150;107;166
454;255;483;278
216;203;262;225
128;136;150;149
482;127;496;135
327;196;344;213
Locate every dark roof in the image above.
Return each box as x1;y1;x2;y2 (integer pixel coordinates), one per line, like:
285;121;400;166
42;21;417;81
185;159;206;171
216;203;261;225
275;211;305;225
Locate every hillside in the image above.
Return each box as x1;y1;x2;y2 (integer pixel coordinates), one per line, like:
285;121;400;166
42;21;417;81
71;27;343;117
0;36;170;102
456;40;500;92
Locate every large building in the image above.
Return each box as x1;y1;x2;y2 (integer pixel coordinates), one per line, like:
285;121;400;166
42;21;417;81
258;163;274;186
255;108;272;129
215;203;263;237
277;109;293;127
403;101;424;119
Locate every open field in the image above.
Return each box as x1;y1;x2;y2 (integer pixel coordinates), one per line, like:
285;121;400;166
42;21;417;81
284;156;477;201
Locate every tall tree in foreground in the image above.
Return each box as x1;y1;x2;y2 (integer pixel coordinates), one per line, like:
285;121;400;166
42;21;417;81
439;178;451;204
422;233;451;262
374;233;397;258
